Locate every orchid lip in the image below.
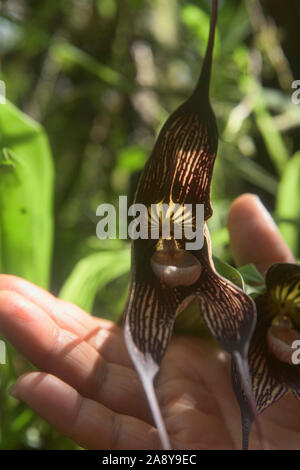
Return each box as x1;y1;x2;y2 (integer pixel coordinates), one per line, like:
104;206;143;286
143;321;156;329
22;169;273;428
150;246;202;288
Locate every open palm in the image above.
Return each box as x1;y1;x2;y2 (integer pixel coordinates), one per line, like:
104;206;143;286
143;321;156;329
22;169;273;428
0;194;299;450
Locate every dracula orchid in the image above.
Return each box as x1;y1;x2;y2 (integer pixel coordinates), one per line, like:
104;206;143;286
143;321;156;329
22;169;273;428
237;262;300;449
122;0;264;449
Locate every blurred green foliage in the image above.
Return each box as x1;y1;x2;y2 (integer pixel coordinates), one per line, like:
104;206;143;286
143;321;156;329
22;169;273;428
0;0;299;449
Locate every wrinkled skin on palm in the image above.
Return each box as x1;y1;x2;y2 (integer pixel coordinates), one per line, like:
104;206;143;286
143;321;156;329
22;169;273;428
122;0;261;449
239;263;300;448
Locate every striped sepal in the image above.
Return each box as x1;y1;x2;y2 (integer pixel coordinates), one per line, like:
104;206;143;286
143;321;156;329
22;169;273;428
248;296;288;414
194;230;256;355
239;264;300;448
124;275;184;365
135;109;218;220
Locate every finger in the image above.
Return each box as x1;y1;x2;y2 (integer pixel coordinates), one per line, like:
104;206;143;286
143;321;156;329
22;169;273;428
86;326;133;368
0;275;132;367
0;274;114;334
159;338;238;449
52;300;132;369
227;194;295;274
10;372;160;450
0;291;151;422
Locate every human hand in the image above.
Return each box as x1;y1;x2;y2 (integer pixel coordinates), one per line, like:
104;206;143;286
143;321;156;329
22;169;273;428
0;194;298;449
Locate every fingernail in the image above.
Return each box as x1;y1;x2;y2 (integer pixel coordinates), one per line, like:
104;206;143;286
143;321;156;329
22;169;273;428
8;384;20;400
252;196;278;230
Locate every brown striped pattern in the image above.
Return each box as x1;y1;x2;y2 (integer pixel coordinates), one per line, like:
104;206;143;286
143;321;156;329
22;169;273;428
136;108;217;221
248;264;300;414
248;302;288;414
125;277;184;364
196;272;256;352
124;0;219;367
124;230;257;364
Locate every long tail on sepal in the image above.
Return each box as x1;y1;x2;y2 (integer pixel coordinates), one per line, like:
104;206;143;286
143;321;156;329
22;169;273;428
195;227;267;450
231;358;253;450
193;0;218;100
124;314;171;449
231;353;269;450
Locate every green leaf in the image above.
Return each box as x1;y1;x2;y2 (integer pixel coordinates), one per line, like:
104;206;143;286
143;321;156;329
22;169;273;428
253;89;289;175
59;250;130;313
210;226;229;249
0;101;54;288
96;0;117;19
213;256;245;290
219;8;251;55
181;5;210;40
117;146;147;172
238;264;264;285
0;150;15;167
10;409;34;433
51;42;129;91
276;151;300;257
181;4;220;54
174;297;215;340
174;257;251;339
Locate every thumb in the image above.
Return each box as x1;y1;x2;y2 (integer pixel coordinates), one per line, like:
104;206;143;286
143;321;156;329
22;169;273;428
227;193;295;275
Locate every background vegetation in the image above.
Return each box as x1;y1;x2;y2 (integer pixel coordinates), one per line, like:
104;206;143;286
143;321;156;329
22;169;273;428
0;0;299;449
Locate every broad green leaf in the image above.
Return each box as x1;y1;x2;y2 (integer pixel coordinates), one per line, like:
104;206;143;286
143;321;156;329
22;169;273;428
244;284;266;297
0;101;54;288
238;264;264;285
276;151;300;256
238;264;265;297
59;250;130;313
213;256;245;290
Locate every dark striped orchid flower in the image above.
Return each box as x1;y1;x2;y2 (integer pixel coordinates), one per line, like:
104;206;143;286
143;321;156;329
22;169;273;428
122;0;261;449
238;263;300;448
